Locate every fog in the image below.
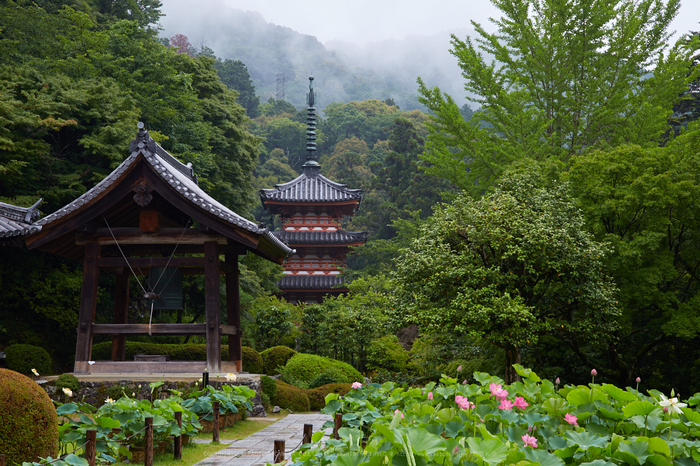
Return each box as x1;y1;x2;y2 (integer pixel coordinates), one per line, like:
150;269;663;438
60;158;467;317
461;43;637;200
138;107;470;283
157;0;700;110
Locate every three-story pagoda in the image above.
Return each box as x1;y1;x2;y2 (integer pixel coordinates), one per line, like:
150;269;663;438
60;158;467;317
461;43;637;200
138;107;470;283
260;76;367;303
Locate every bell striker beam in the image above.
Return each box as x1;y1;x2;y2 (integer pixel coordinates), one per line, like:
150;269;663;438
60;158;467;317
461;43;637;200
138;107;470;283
204;241;221;373
75;241;100;373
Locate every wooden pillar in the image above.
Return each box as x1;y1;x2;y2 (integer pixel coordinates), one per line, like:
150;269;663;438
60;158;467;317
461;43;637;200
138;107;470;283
111;269;130;361
225;252;242;372
75;242;100;373
204;241;221;373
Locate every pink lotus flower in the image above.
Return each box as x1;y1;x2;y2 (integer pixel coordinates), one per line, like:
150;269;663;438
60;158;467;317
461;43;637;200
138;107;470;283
499;399;514;411
489;383;502;396
521;434;538;448
455;395;475;410
351;382;362;389
457;365;463;372
564;413;578;426
591;368;597;376
463;379;467;384
394;409;405;419
636;377;641;383
514;396;529;409
452;445;459;455
427;391;433;400
555;377;560;385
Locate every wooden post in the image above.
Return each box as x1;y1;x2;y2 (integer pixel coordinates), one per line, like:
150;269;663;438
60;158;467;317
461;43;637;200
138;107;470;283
202;372;209;387
75;242;100;373
145;417;153;466
333;413;342;440
1;453;7;466
273;440;285;463
225;252;242;372
111;269;130;361
362;437;368;448
85;430;96;466
174;411;182;460
303;424;313;444
204;241;221;373
212;401;220;443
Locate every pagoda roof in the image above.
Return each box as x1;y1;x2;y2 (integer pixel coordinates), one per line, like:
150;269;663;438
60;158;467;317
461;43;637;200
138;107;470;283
273;229;368;245
25;123;292;263
277;274;346;290
0;199;42;239
260;168;363;205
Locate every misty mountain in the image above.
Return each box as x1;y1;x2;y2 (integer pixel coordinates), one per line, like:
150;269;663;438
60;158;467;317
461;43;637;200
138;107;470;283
157;0;475;111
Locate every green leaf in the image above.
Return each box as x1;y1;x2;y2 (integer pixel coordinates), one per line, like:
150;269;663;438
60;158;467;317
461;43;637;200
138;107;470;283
579;461;615;466
601;384;637;403
565;431;609;451
406;428;445;456
683;408;700;424
542;397;567;416
616;440;651;465
96;416;120;429
466;437;509;465
311;431;324;443
623;400;657;417
322;400;342;415
524;448;565;466
57;403;79;415
331;452;372;466
62;454;88;466
513;364;541;382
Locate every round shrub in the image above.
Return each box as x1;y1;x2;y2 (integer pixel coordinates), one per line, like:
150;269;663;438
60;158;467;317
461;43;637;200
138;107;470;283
305;383;352;410
260;346;297;375
5;344;52;376
281;353;362;388
308;366;348;389
273;379;310;412
242;346;263;373
0;369;59;465
55;373;80;393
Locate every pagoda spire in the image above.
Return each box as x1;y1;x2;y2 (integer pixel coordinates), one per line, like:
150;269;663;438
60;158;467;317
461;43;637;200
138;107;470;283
303;76;320;172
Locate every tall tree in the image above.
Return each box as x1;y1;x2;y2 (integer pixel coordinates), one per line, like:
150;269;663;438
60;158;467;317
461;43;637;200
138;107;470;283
417;0;698;195
214;59;261;118
393;171;619;384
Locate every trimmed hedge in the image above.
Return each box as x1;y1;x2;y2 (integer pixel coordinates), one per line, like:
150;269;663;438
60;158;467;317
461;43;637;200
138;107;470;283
305;383;352;410
0;369;58;465
92;342;261;371
5;344;52;376
55;373;80;393
260;346;296;375
273;379;310;412
241;346;263;373
281;353;362;387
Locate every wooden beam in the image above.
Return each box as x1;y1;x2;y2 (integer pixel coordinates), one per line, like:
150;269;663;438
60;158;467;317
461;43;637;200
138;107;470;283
75;242;100;373
76;228;228;245
111;270;130;361
92;323;207;335
204;241;221;373
97;256;206;268
220;324;237;336
225;252;242;372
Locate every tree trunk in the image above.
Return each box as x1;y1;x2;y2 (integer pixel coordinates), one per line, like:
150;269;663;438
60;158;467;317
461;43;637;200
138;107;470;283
504;345;521;385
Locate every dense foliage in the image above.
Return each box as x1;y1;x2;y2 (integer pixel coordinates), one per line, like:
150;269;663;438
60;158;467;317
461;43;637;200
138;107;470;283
294;366;700;466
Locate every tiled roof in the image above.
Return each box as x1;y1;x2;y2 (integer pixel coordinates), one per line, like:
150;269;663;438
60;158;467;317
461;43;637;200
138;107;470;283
0;199;42;238
260;169;363;204
277;275;346;290
273;229;368;245
35;123;291;257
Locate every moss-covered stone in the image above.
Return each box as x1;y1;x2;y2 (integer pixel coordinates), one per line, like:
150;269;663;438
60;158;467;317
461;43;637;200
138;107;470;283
0;369;59;465
260;346;296;375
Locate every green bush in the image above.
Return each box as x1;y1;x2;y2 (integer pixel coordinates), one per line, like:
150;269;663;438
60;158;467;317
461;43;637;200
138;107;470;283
305;383;352;410
366;335;411;372
308;366;348;389
260;346;297;375
273;379;310;412
281;353;362;388
0;369;59;465
242;346;263;373
260;375;278;401
55;373;80;393
5;344;52;376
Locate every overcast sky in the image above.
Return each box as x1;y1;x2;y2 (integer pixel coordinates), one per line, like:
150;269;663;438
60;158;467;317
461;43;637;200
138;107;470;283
160;0;700;47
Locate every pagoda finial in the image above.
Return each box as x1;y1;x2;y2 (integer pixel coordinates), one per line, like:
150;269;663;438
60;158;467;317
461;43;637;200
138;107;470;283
303;75;320;172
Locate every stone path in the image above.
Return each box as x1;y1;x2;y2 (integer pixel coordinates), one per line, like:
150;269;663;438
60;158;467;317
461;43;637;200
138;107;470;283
192;414;332;466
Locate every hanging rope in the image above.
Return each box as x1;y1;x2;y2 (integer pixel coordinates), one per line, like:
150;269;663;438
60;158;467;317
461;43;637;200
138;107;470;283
103;216;191;335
